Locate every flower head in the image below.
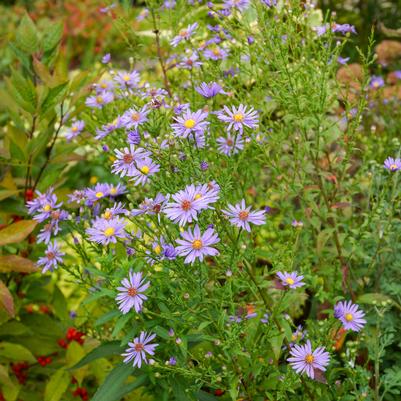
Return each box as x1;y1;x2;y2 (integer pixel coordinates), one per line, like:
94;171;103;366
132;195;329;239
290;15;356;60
217;133;244;156
370;75;385;90
85;91;114;109
112;145;151;177
288;340;330;379
116;271;150;314
195;82;225;98
217;104;258;133
37;241;65;273
223;199;265;231
171;23;198;47
334;301;366;332
121;106;150;130
176;224;220;264
203;47;229;61
130;158;160;186
66;120;85;141
122;332;158;368
276;271;305;289
171;109;209;138
114;70;140;89
86;217;127;245
384;157;401;172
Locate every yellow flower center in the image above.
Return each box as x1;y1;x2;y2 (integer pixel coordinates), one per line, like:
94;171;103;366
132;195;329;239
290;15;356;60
43;204;52;212
95;191;104;198
109;187;117;195
194;194;202;200
184;119;196;129
140;166;150;174
285;277;295;285
104;211;112;220
390;164;398;171
213;49;221;56
345;313;353;322
154;245;162;255
179;29;188;37
233;113;244;122
305;354;314;364
123;74;131;82
192;239;203;250
103;227;115;237
72;126;79;132
131;113;140;122
96;96;104;104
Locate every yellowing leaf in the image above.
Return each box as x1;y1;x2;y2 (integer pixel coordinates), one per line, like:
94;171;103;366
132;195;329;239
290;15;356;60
44;369;70;401
0;220;37;246
0;255;38;273
0;281;14;318
0;343;35;363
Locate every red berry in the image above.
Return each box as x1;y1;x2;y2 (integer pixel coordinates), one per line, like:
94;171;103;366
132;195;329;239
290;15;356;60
214;389;225;396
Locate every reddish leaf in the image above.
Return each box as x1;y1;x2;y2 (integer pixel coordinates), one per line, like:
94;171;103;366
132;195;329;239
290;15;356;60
0;280;15;317
0;220;37;246
0;255;38;273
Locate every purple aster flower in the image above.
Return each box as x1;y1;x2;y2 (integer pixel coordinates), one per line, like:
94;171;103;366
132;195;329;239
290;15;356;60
85;91;114;109
247;35;255;45
102;53;111;64
314;24;328;36
334;301;366;332
130;158;160;186
114;70;140;89
223;0;250;11
95;80;115;93
116;271;150;314
176;224;220;264
195;82;225;98
332;23;357;35
222;199;265;231
393;70;401;80
37;223;53;244
171;23;198;47
168;357;177;365
290;325;306;345
26;189;53;215
370;75;385;90
171;109;209;138
163;0;176;9
276;271;305;289
122;332;158;368
261;312;269;324
384;157;401;172
132;193;167;217
288;340;330;380
262;0;277;6
203;47;229;61
112;145;151;177
32;195;63;223
121;106;150;130
102;202;128;220
37;241;65;273
127;130;141;145
179;52;203;69
86;217;127;245
200;161;209;171
292;219;304;228
337;56;350;65
218;104;258;133
217;133;244;156
85;183;111;203
136;8;149;21
107;183;127;197
65;120;85;141
95;117;123;140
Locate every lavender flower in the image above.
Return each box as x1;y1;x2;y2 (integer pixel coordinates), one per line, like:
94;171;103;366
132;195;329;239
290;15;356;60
130;158;160;186
195;82;224;98
223;0;250;11
332;23;357;35
112;145;151;177
114;70;140;89
85;183;111;203
102;53;111;64
121;106;150;130
37;241;65;273
217;104;259;133
85;91;114;108
288;340;330;379
334;301;366;332
370;75;385;90
171;23;198;47
65;120;85;141
384;157;401;172
262;0;277;6
179;52;203;69
116;271;150;314
203;47;229;61
176;224;220;264
171;109;209;138
276;271;305;289
217;133;244;155
122;332;158;368
223;199;265;231
86;217;127;245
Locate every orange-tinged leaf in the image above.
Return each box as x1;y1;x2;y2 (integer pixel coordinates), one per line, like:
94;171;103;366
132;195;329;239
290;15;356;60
0;280;14;317
0;220;37;246
0;255;38;273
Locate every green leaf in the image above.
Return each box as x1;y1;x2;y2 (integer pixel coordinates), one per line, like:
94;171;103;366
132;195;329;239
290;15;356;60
40;82;68;114
0;343;36;363
111;314;131;338
44;369;70;401
91;364;145;401
15;14;39;54
8;71;37;112
95;310;120;326
0;220;37;246
82;288;115;305
0;190;19;202
357;293;393;305
0;255;38;273
43;22;64;52
52;285;69;321
71;341;123;370
0;281;14;318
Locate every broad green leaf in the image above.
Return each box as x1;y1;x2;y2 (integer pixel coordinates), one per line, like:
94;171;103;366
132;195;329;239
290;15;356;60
0;255;38;273
94;310;120;326
66;342;87;385
0;220;37;246
0;364;14;388
0;343;35;363
357;293;393;305
82;288;115;305
40;82;68;114
70;341;123;370
0;281;14;317
0;190;19;202
111;314;131;338
10;70;37;110
44;369;70;401
15;14;39;54
43;22;64;52
52;285;69;321
270;334;284;360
